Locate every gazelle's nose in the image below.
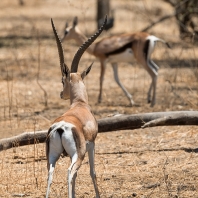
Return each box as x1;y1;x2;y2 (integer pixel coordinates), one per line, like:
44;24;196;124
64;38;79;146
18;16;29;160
65;30;68;35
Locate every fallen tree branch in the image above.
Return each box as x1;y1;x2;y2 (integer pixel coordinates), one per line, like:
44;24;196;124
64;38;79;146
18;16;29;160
97;111;198;132
142;112;198;128
0;111;198;151
0;130;47;151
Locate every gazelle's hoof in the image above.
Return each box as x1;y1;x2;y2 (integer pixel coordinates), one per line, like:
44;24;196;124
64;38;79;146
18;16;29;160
147;96;152;103
97;95;102;104
130;99;135;107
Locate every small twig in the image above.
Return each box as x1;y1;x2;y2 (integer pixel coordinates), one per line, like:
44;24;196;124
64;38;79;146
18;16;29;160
141;13;176;32
162;156;172;197
36;30;48;107
166;80;182;99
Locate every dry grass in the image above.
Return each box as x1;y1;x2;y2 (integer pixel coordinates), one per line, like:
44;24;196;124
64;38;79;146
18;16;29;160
0;0;198;197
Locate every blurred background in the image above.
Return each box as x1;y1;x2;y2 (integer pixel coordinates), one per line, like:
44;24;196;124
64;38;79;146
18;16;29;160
0;1;198;197
0;0;197;135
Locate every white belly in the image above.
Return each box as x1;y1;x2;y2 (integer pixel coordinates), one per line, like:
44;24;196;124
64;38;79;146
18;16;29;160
108;48;134;63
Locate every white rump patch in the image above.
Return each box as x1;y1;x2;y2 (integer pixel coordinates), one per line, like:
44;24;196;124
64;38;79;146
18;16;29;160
50;121;78;159
145;35;159;61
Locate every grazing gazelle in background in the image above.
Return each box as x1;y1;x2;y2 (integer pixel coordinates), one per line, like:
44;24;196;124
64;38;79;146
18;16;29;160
45;17;107;198
62;17;170;107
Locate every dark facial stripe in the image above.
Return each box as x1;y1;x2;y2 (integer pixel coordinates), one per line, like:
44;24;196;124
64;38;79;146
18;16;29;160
105;41;133;56
143;39;150;60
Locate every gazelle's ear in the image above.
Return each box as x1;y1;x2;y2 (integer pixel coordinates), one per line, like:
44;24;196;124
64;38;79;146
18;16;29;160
81;62;94;79
73;17;78;27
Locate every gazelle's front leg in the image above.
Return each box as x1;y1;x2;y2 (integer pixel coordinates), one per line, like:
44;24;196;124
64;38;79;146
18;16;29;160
87;141;100;198
98;59;106;103
111;63;135;106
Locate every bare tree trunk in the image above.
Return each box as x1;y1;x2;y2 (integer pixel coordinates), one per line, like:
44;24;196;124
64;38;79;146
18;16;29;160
0;111;198;151
97;0;114;31
97;0;110;29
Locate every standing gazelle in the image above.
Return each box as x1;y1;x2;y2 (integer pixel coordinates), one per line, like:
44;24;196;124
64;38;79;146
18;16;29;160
45;17;107;198
62;17;170;107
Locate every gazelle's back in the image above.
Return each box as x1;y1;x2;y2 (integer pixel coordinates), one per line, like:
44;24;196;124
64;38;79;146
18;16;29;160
53;103;98;142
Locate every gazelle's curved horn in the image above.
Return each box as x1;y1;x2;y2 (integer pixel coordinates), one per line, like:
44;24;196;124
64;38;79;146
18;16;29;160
51;18;67;76
71;15;107;73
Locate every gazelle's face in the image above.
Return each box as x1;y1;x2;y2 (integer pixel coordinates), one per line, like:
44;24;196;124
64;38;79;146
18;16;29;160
62;26;75;41
60;75;70;100
60;64;93;100
61;17;79;42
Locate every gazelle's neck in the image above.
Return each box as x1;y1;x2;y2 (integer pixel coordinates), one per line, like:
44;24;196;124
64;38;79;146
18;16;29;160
69;74;88;106
74;28;95;55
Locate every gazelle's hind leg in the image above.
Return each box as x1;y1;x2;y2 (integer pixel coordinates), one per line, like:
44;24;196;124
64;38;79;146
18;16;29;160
147;60;159;105
61;128;86;198
144;39;159;106
138;56;158;107
87;142;100;198
147;82;153;104
111;63;135;106
68;157;83;198
150;60;159;72
46;131;64;198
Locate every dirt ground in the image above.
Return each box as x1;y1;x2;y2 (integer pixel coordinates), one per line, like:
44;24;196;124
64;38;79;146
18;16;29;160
0;0;198;197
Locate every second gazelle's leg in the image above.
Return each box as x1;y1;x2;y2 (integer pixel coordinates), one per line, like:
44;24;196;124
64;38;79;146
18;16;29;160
145;37;159;106
111;62;135;106
87;142;100;198
144;59;158;107
98;60;106;103
147;60;158;105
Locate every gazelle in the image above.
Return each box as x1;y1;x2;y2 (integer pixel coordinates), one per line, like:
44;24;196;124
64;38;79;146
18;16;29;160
45;17;107;198
62;17;170;107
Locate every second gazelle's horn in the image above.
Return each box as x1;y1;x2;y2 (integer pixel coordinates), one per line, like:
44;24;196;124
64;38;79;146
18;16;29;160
71;15;107;73
51;18;67;76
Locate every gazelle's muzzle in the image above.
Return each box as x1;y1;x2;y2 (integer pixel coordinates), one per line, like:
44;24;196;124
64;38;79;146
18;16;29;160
60;91;70;100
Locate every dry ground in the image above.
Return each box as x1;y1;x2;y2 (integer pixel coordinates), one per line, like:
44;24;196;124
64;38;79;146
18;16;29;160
0;0;198;197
